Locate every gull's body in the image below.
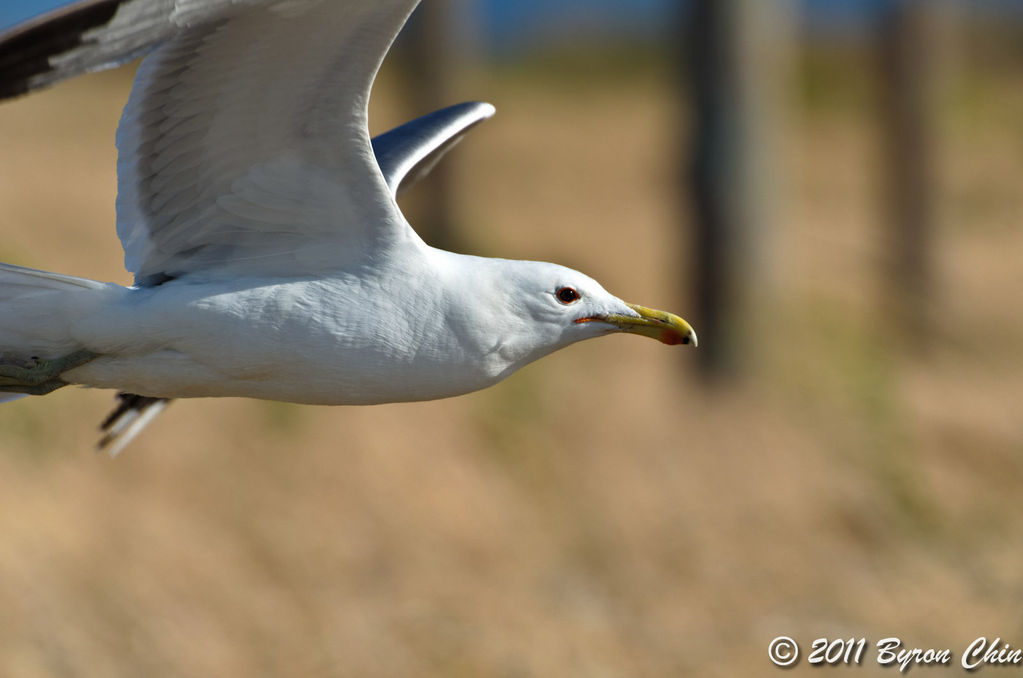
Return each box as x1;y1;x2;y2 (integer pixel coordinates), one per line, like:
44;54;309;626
0;0;695;452
49;253;601;405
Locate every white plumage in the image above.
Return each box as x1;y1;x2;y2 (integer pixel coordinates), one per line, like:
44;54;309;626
0;0;695;452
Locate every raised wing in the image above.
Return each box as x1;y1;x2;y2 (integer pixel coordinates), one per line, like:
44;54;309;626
0;0;422;285
117;0;423;284
372;101;495;198
0;2;490;205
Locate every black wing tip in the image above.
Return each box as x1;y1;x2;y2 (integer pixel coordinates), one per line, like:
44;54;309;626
97;392;170;455
0;0;123;103
99;391;166;432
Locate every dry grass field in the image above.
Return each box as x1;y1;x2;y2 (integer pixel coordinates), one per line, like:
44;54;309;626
0;41;1021;677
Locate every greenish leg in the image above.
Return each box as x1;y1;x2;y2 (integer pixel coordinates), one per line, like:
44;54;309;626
0;349;99;393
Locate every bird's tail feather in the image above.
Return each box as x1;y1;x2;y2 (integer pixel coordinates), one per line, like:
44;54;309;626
0;261;107;360
0;263;166;455
0;262;107;293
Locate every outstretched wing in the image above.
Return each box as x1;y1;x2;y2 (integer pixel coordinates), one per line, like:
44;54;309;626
373;101;495;197
0;0;422;285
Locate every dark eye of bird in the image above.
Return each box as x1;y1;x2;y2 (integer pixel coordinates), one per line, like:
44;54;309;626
556;286;580;304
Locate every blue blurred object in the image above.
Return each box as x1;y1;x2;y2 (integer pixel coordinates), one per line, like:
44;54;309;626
478;0;673;53
1;0;1022;51
0;0;68;29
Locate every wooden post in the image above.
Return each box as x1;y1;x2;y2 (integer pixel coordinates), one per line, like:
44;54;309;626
879;0;940;348
393;0;461;250
686;0;794;381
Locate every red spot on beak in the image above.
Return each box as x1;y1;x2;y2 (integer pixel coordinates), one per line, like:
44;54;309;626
661;329;683;345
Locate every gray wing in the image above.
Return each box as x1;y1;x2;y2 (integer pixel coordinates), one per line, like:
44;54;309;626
0;0;423;284
372;101;495;198
0;0;237;100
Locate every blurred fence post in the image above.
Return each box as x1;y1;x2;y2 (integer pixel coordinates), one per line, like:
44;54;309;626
878;0;941;348
685;0;795;382
393;0;461;250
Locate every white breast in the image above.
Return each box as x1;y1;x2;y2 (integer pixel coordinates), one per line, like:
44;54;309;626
64;252;513;404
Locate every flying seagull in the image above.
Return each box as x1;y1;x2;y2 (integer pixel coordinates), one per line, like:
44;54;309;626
0;0;696;455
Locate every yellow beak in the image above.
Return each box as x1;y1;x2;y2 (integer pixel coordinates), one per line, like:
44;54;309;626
578;303;698;346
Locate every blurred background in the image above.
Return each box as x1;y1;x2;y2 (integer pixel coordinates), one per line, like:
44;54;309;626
0;0;1021;675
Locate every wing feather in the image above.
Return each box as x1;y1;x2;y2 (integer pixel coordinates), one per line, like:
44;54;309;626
372;101;495;197
114;1;421;283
